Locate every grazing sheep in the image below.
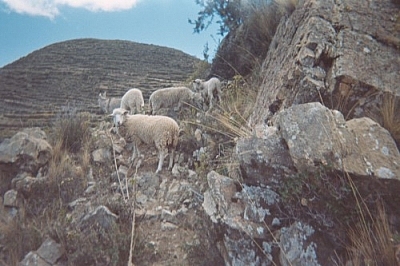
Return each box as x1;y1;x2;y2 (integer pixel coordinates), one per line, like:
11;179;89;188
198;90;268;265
110;108;179;173
98;92;121;114
120;88;145;114
192;77;222;112
149;86;203;115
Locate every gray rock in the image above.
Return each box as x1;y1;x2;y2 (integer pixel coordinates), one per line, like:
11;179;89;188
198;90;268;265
0;128;53;194
92;147;111;163
249;0;400;128
0;128;52;175
19;251;51;266
344;117;400;178
275;102;400;179
78;205;118;231
280;222;320;266
36;238;64;264
161;222;178;231
236;125;295;185
276;102;348;171
3;189;19;207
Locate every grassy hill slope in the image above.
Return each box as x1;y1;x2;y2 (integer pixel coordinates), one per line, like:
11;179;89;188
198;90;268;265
0;38;201;138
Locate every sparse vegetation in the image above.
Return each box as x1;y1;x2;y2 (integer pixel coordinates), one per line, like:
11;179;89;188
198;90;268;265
195;0;299;78
182;74;257;184
378;91;400;147
51;105;91;154
346;174;399;266
0;1;398;264
189;0;242;36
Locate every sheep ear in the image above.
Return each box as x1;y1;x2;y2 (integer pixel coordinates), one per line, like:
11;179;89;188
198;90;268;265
123;110;129;115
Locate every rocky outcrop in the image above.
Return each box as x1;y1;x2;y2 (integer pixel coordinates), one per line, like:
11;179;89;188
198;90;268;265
20;238;64;266
274;102;400;178
207;0;400;263
0;124;224;265
1;0;399;265
207;102;400;265
249;0;400;128
0;127;52;195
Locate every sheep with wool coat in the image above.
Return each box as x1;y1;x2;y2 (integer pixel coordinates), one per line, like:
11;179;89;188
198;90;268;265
110;108;179;173
120;88;145;114
98;92;121;114
192;77;222;112
149;86;203;115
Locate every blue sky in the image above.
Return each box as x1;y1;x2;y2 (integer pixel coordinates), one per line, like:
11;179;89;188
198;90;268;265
0;0;221;67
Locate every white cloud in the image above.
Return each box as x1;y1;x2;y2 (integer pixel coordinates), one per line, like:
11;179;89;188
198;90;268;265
1;0;139;19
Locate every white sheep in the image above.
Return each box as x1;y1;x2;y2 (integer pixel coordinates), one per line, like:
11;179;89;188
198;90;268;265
192;77;222;112
110;108;179;173
98;92;121;114
120;88;145;114
149;86;203;115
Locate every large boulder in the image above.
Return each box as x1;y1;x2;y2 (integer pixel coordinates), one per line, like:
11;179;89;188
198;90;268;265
0;128;52;194
203;171;281;265
234;102;400;265
274;102;400;178
249;0;400;127
235;125;296;185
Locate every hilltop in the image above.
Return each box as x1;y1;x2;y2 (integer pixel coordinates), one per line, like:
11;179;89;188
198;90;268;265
0;38;203;138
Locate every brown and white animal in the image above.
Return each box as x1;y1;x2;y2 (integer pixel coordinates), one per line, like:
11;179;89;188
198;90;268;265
98;91;121;114
192;77;222;112
148;86;203;115
120;88;145;114
110;108;179;173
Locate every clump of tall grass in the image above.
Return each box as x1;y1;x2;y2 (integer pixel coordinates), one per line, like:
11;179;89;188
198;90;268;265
345;173;398;265
244;0;298;56
51;105;91;154
379;91;400;147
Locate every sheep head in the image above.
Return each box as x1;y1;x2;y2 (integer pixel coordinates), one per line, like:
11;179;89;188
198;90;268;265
99;91;108;99
192;79;203;91
110;108;129;128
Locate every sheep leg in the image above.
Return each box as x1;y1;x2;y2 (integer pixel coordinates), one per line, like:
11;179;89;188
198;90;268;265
168;150;175;170
156;149;166;174
135;156;143;172
217;87;222;103
208;94;214;112
129;145;138;165
130;144;144;170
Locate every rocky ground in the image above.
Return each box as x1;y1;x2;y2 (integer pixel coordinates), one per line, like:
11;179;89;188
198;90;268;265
1;0;400;265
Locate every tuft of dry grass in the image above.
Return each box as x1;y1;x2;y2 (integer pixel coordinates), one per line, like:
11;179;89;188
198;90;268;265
184;75;255;144
51;108;91;154
182;75;259;181
346;173;398;265
0;219;42;265
246;0;298;51
379;91;400;146
210;75;256;140
347;201;397;265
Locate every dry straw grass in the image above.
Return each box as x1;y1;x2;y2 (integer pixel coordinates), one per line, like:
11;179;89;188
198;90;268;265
379;91;400;146
209;75;256;140
246;0;298;51
345;173;398;265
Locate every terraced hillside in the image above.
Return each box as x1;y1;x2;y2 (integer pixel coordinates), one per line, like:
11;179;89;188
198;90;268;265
0;38;202;138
